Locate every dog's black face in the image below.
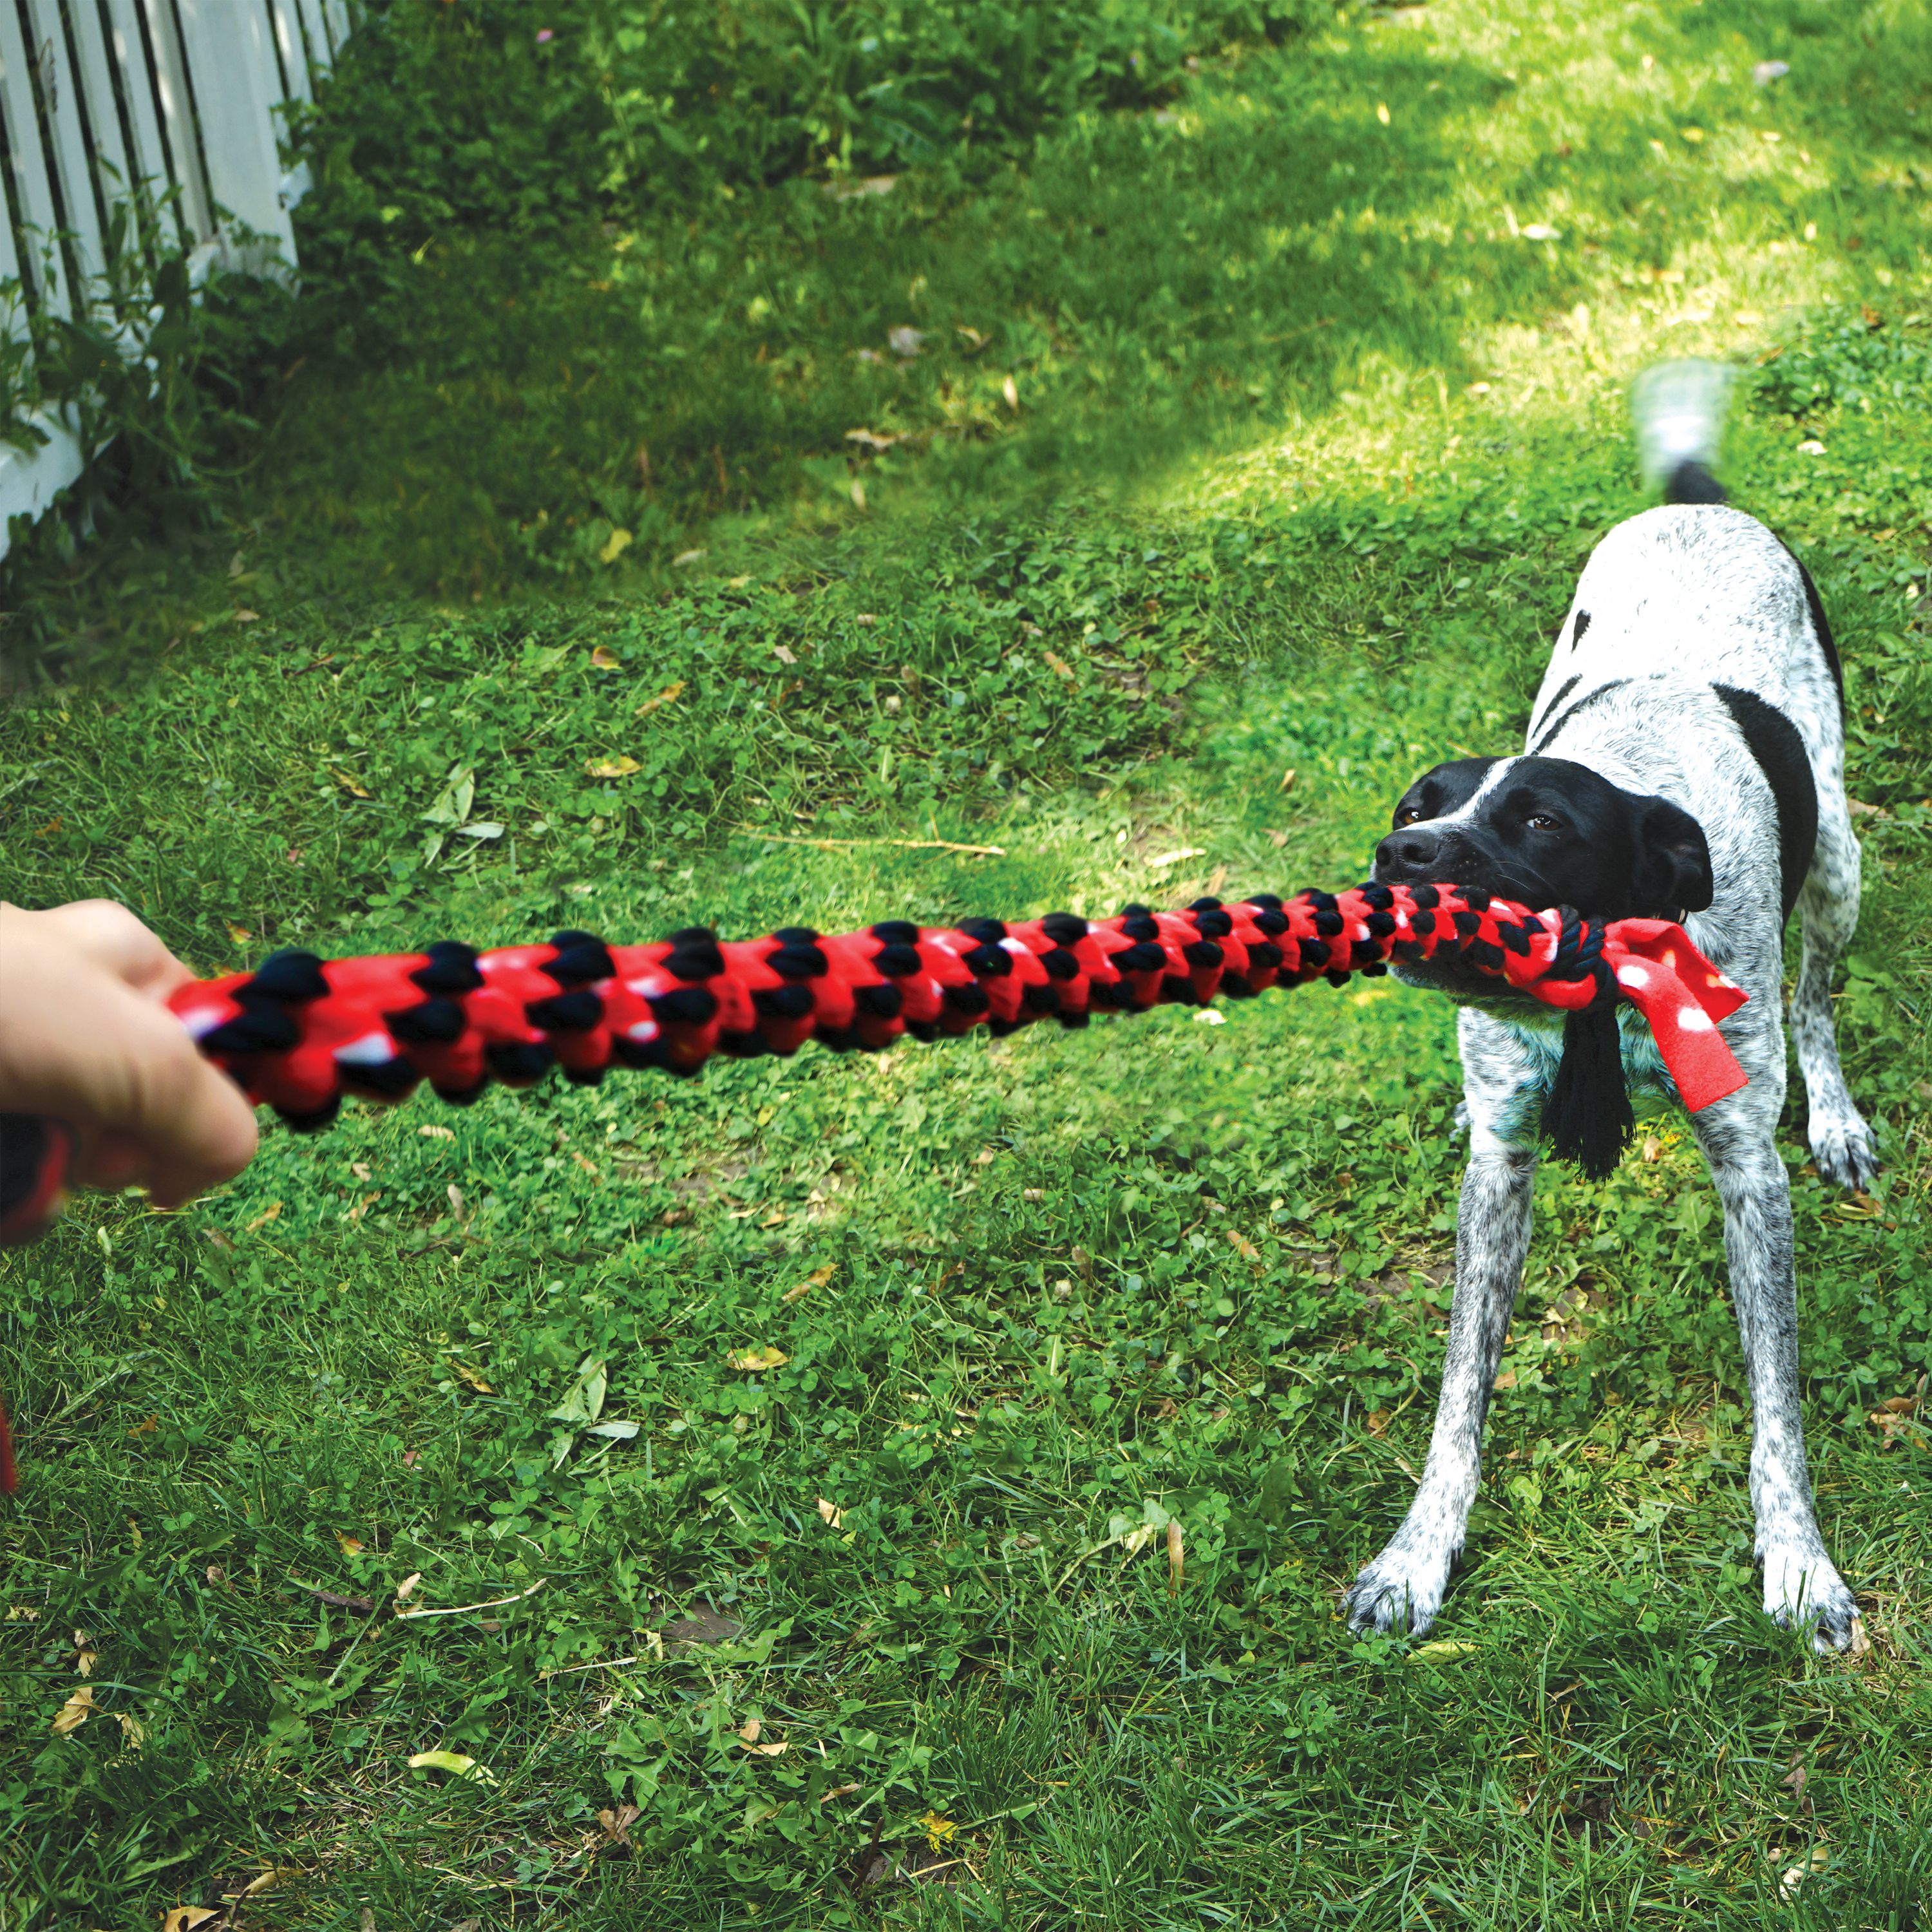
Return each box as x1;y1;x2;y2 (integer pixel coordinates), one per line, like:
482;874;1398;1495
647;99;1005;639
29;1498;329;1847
1374;755;1714;1002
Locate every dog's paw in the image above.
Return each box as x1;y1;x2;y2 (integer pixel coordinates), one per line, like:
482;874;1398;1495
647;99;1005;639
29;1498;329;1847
1809;1110;1880;1192
1344;1542;1453;1638
1762;1546;1861;1655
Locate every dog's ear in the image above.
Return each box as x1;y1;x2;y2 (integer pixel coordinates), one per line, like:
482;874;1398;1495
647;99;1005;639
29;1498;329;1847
1631;795;1713;915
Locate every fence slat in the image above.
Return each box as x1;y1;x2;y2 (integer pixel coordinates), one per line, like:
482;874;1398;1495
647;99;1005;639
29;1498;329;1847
18;0;109;307
137;0;214;242
321;0;348;61
98;0;174;213
63;0;138;255
0;3;75;312
296;0;329;73
171;0;293;261
265;0;310;100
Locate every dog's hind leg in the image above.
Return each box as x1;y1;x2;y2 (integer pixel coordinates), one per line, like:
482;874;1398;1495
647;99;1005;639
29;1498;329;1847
1689;1097;1860;1651
1792;790;1879;1188
1346;1014;1540;1637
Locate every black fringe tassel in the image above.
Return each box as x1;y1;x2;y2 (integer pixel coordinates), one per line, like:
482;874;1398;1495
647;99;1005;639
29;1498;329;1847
1542;1005;1635;1181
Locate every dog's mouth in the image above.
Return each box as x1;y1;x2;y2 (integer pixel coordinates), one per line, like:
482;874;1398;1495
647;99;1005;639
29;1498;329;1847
1374;860;1578;1013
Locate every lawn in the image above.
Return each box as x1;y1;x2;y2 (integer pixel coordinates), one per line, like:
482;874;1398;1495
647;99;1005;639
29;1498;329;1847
1;0;1929;1924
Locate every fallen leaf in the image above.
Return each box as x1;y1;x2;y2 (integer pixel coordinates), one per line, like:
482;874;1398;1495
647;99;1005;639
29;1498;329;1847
782;1265;837;1304
1122;1521;1157;1558
956;325;990;352
636;679;686;717
550;1356;610;1426
1642;1135;1664;1162
888;326;925;358
845;428;900;451
1493;1368;1518;1391
395;1573;423;1602
1277;767;1298;793
226;1868;296;1901
234;608;261;623
1149;848;1206;867
1366;1409;1391;1437
244;1202;281;1233
162;1910;222;1932
1043;651;1076;681
598;528;632;565
406;1750;499;1785
128;1414;158;1439
1225;1227;1261;1264
1680;125;1705;142
732;1347;790;1372
817;1497;846;1528
1267;829;1289;848
772;643;799;665
1877;1395;1920;1415
820;1782;862;1805
585;755;642;778
1410;1640;1479;1661
116;1709;146;1749
336;1531;364;1555
72;1630;97;1676
1167;1519;1185;1596
1520;222;1561;241
351;1162;373;1181
1781;1848;1829;1896
52;1687;96;1734
454;1364;493;1394
332;768;371;797
598;1801;641;1844
419;1124;455;1142
225;922;252;945
1002;374;1020;411
1376;101;1391;124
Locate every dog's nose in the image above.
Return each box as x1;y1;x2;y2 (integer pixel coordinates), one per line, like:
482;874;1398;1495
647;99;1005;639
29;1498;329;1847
1375;829;1441;878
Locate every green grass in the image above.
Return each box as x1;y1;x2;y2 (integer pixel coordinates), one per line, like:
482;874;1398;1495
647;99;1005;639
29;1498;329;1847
3;0;1931;1924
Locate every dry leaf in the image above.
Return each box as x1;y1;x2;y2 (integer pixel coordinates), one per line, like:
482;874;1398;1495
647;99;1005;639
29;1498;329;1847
128;1414;158;1439
1001;374;1020;411
1376;101;1391;124
735;1716;788;1757
243;1202;281;1233
1149;847;1206;867
817;1497;846;1529
162;1910;223;1932
635;679;686;717
772;643;799;665
1267;829;1289;848
225;922;252;945
731;1347;790;1372
116;1709;147;1750
1167;1519;1185;1595
1493;1368;1518;1391
1642;1135;1664;1162
1225;1227;1261;1264
52;1687;96;1734
1366;1409;1391;1437
585;755;642;778
781;1264;837;1305
419;1124;455;1141
454;1364;494;1394
336;1531;365;1555
1410;1640;1479;1661
820;1782;862;1805
597;528;632;565
395;1572;423;1603
234;608;260;623
332;768;371;797
73;1630;98;1677
351;1162;373;1181
227;1868;296;1900
1122;1522;1157;1558
1043;652;1076;681
448;1184;467;1220
597;1802;641;1844
1277;767;1297;793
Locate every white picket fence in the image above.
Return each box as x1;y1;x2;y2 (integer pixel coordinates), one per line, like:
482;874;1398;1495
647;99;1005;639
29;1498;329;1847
1;0;350;553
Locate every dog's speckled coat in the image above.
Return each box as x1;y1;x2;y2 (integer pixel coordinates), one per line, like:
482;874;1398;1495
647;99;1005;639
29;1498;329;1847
1344;500;1874;1653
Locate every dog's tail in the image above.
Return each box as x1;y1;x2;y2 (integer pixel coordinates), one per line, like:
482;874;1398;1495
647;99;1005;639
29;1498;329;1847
1631;358;1736;504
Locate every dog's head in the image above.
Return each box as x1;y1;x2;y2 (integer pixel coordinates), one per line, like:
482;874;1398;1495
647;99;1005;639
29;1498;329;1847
1373;755;1713;1005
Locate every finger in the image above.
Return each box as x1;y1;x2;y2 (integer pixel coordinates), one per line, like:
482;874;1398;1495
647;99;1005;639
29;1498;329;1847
129;1054;260;1209
32;899;198;1000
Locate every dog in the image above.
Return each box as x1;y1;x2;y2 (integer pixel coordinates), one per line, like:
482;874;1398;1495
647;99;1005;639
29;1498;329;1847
1343;362;1876;1653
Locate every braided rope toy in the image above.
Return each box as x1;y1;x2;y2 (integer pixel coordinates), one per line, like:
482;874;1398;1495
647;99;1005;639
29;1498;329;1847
0;882;1750;1493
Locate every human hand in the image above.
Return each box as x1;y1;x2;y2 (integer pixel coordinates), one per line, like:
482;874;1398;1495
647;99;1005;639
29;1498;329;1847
0;900;258;1210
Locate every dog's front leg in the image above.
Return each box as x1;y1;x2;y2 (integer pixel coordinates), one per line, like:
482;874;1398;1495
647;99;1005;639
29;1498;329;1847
1345;1124;1535;1636
1692;1108;1861;1651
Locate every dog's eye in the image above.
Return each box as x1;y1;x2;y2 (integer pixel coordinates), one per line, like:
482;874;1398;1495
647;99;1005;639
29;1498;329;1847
1526;813;1562;832
1394;806;1426;826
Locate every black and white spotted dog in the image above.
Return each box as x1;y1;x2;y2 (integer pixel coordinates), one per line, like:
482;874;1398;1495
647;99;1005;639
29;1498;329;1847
1345;362;1876;1652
